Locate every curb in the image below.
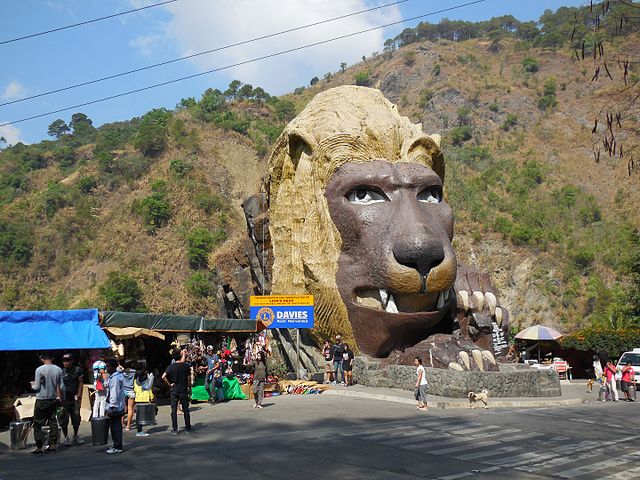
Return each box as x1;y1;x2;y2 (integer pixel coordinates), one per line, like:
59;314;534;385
323;388;586;409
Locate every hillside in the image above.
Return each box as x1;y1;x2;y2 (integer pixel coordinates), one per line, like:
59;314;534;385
1;6;639;334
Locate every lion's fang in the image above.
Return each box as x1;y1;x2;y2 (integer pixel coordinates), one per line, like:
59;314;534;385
437;291;446;309
385;294;398;313
379;289;389;309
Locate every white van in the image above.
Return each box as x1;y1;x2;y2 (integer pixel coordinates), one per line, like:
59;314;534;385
615;348;640;387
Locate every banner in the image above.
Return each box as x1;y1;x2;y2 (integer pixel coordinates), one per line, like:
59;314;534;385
250;295;314;329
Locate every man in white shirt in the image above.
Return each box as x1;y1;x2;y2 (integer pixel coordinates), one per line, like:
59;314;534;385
414;357;428;411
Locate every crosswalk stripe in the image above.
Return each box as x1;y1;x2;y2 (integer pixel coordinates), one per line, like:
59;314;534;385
553;450;640;479
455;445;521;461
428;439;502;455
496;441;599;469
599;464;640;479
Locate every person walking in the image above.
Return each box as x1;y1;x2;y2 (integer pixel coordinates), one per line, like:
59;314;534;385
322;340;333;384
30;353;63;455
59;353;84;446
133;362;155;436
252;351;267;409
163;350;192;434
105;359;125;454
332;335;345;385
343;344;354;386
621;360;635;402
604;359;619;401
203;345;218;403
414;357;428;411
122;360;137;431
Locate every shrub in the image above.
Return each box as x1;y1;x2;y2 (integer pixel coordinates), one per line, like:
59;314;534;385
198;88;226;120
450;126;473;146
54;146;76;170
42;182;69;219
354;71;371;86
538;76;558;110
187;227;217;269
309;76;319;86
501;113;518;131
488;101;499;112
0;220;33;266
418;89;434;109
522;56;539;73
78;175;98;194
403;51;416;66
194;192;223;214
493;216;513;237
275;99;296;122
457;106;472;126
171;118;200;152
511;224;535;245
185;272;215;297
134;109;172;156
431;63;441;76
98;271;145;312
133;191;171;230
170;158;192;178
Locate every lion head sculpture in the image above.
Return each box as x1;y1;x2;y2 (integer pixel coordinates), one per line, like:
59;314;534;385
263;86;459;357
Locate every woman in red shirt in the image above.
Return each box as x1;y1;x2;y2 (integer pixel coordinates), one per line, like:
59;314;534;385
604;360;619;401
621;361;635;402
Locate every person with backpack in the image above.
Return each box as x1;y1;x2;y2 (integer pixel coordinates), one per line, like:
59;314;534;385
133;362;155;436
105;359;125;454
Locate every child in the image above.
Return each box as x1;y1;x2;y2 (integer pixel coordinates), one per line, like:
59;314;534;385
133;362;155;436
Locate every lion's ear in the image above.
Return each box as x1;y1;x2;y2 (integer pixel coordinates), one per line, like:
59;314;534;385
287;129;317;185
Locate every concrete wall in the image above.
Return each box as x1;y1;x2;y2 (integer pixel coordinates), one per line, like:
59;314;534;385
353;356;561;398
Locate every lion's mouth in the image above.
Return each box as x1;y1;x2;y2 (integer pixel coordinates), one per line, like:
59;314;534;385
355;288;449;314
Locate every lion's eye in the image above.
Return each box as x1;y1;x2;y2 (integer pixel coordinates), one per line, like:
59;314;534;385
346;188;388;204
417;186;442;204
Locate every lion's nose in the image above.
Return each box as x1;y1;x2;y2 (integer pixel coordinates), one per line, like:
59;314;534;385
392;240;445;281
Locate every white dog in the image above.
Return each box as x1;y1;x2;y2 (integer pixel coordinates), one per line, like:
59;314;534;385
468;389;489;409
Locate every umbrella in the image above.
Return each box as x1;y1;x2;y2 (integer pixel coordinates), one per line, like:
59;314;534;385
515;325;563;362
515;325;563;341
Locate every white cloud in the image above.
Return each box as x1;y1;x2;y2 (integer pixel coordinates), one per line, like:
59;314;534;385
159;0;402;95
1;81;27;101
0;123;24;146
130;34;164;55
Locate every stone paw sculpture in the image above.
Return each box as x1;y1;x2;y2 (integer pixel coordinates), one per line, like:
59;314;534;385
454;264;510;356
383;333;499;372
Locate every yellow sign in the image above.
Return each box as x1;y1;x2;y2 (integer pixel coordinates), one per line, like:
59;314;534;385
250;295;314;307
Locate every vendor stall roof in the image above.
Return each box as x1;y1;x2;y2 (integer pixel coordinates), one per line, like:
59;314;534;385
0;309;110;351
104;326;165;340
101;311;261;332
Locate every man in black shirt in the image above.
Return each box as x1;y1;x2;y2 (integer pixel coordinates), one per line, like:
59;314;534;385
60;353;84;446
163;349;192;434
332;335;345;385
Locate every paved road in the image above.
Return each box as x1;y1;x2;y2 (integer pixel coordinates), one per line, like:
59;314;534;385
1;394;638;479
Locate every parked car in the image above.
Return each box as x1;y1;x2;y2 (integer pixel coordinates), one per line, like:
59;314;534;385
615;348;640;388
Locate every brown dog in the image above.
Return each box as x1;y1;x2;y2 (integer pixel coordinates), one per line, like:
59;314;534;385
468;389;489;409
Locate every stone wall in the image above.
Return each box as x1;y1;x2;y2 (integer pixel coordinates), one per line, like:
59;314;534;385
354;356;561;398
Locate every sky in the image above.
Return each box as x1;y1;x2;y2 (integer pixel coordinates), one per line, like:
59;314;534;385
0;0;587;145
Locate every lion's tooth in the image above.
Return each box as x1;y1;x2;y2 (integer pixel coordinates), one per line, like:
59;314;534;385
385;294;398;313
437;291;445;309
379;289;388;308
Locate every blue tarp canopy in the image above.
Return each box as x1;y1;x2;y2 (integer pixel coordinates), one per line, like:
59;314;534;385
0;309;110;351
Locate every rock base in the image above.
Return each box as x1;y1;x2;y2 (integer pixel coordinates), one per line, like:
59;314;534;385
354;356;561;398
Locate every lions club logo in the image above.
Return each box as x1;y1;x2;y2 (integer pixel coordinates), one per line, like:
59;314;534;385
256;307;275;327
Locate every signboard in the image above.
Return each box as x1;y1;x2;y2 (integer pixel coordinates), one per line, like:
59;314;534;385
250;295;314;329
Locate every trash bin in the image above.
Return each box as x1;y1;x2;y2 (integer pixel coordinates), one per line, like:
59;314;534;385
628;384;636;401
135;403;156;426
10;421;31;450
91;416;109;446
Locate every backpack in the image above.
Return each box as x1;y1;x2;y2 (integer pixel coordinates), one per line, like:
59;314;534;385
134;378;155;403
95;376;105;392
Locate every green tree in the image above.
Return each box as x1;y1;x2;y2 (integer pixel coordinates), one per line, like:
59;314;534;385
310;76;319;86
134;108;171;156
522;56;539;73
186;227;225;269
0;220;33;266
99;271;145;311
340;62;347;73
224;80;242;100
47;119;70;139
237;83;254;100
69;113;96;141
275;99;296;122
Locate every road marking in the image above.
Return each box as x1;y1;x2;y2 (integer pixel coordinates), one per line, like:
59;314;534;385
600;463;640;479
455;445;521;461
553;450;640;478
